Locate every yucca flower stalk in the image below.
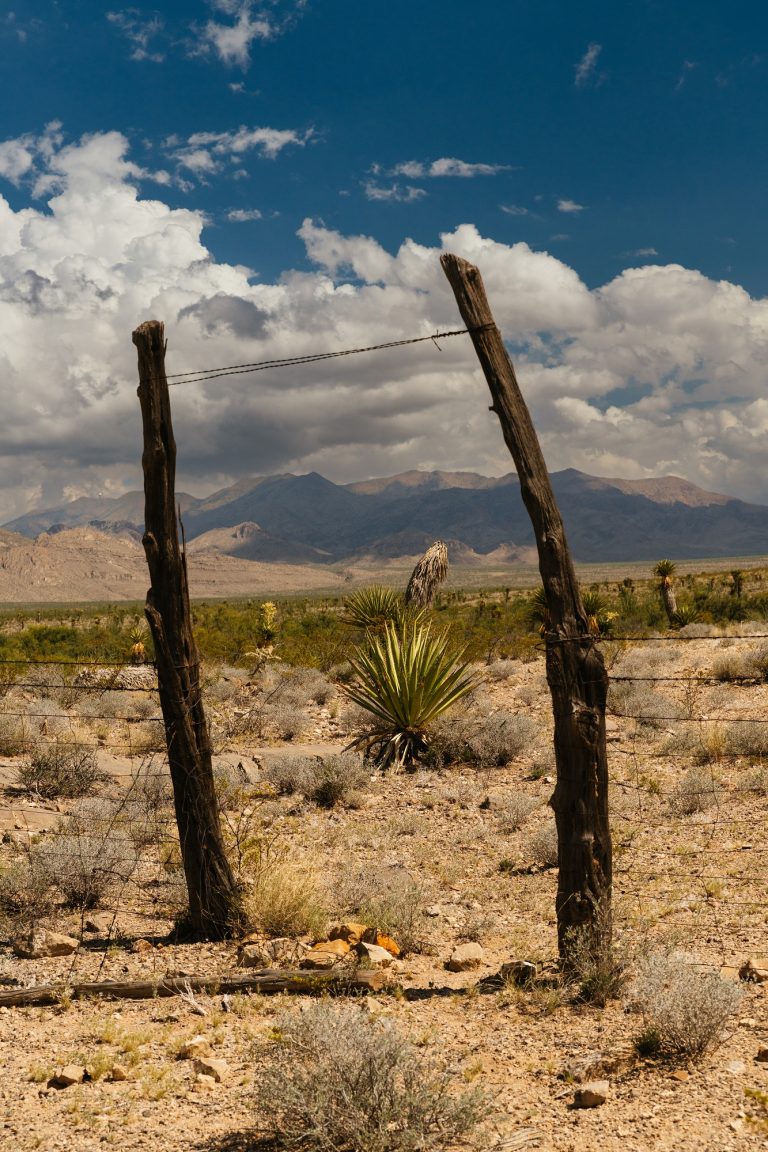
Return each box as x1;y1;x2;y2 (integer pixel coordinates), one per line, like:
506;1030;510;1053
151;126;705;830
404;540;449;609
342;620;477;769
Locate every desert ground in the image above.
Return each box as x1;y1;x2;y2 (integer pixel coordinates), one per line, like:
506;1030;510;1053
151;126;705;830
0;627;767;1151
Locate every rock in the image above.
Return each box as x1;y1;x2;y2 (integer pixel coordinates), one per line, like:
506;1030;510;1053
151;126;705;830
425;905;442;917
356;942;395;968
194;1074;217;1090
500;960;537;986
179;1035;212;1060
13;930;79;959
193;1057;227;1083
109;1064;129;1082
361;928;400;957
131;938;153;954
49;1065;85;1089
83;915;112;934
446;942;485;972
671;1069;690;1082
573;1080;609;1108
740;959;768;983
756;1046;768;1062
238;937;301;968
329;922;368;945
312;938;351;957
725;1059;747;1075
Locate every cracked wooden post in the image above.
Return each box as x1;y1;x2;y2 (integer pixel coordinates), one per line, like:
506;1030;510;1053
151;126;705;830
134;320;246;940
440;254;612;964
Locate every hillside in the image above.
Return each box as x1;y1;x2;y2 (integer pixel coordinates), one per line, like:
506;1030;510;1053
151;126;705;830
4;468;768;565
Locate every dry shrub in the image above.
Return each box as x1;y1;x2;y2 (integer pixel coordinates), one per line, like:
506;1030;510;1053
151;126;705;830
0;715;33;756
254;1002;486;1152
16;742;107;799
527;820;558;868
271;703;309;741
630;953;743;1058
308;754;367;808
669;767;721;816
608;682;681;728
245;848;327;938
0;855;54;937
467;713;536;767
263;756;319;797
336;866;427;955
37;827;136;910
725;721;768;759
497;791;540;833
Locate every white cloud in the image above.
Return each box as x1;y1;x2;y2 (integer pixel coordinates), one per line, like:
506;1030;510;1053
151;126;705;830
500;204;528;216
557;198;585;214
626;247;658;258
391;157;509;179
227;207;262;221
168;125;310;180
3;130;768;521
106;9;165;62
363;182;426;203
197;1;305;67
575;42;602;87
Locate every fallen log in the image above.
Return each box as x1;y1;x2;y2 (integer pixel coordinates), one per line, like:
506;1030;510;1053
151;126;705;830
0;967;391;1008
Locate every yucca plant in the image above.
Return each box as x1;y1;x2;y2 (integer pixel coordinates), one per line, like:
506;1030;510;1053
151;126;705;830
527;586;550;634
343;586;407;631
653;559;678;625
581;591;615;636
342;621;478;769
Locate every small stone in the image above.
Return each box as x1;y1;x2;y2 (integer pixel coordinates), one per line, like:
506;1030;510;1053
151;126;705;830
194;1074;217;1090
671;1069;690;1082
179;1035;212;1060
500;960;537;985
131;938;153;954
725;1059;747;1075
755;1046;768;1062
13;929;79;959
446;942;485;972
573;1080;609;1108
361;928;400;957
329;922;368;945
739;959;768;983
425;905;442;917
193;1057;227;1083
83;914;112;934
50;1065;85;1089
109;1064;129;1082
356;942;395;968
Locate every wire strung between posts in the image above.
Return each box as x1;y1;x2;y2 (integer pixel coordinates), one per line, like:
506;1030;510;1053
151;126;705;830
155;325;495;387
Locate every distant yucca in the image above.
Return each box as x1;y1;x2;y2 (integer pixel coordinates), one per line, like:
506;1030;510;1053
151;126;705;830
404;540;448;609
343;586;406;631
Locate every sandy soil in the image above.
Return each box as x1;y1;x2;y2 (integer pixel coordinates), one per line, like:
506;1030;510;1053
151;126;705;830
0;633;767;1150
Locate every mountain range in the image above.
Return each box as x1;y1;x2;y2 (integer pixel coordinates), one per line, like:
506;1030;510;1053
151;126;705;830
4;468;768;566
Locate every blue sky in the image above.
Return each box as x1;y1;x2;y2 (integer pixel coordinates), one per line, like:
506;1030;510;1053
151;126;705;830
1;1;768;520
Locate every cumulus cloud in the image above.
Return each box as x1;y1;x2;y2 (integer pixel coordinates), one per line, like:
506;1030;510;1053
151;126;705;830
2;129;768;523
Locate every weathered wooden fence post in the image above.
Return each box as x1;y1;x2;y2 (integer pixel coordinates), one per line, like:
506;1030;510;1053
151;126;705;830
133;320;246;940
440;255;612;963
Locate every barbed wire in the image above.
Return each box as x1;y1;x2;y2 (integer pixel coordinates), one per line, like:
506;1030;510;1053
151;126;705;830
153;326;493;387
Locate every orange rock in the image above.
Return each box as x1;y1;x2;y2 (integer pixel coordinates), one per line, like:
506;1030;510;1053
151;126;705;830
329;923;368;945
311;938;351;957
362;927;401;957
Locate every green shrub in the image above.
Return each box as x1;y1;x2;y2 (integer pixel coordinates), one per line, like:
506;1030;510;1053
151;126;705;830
343;622;477;769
